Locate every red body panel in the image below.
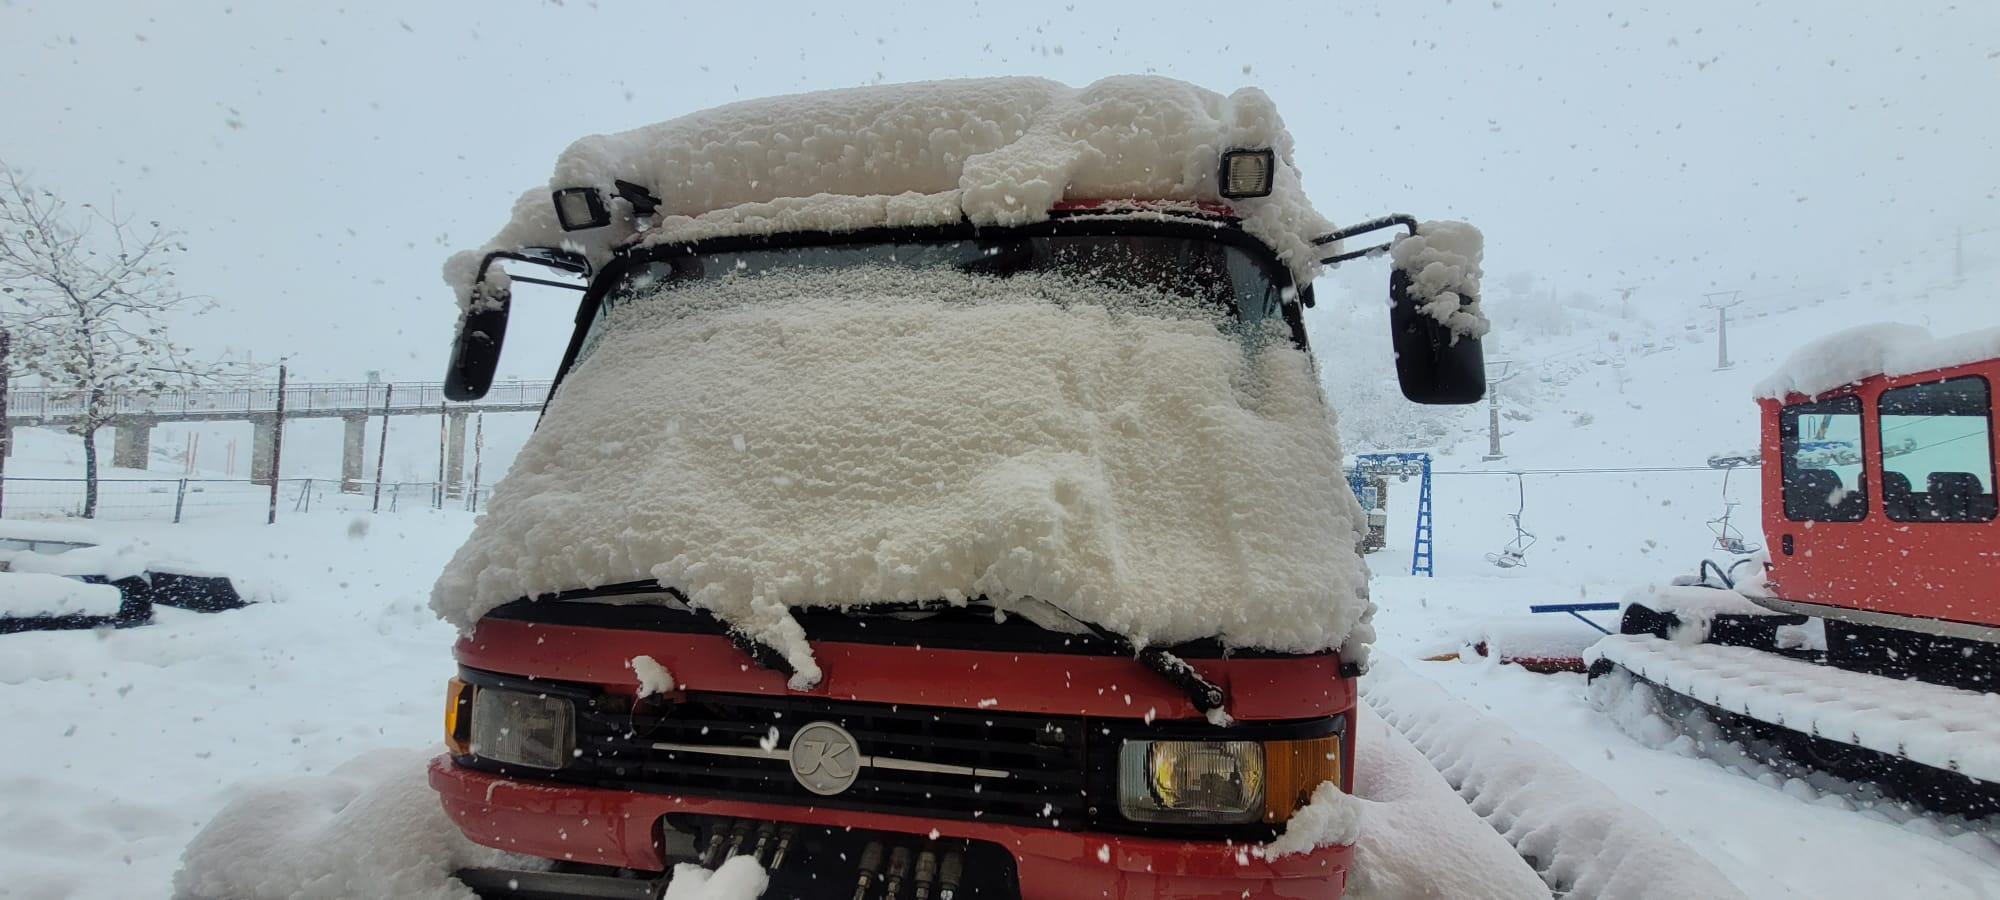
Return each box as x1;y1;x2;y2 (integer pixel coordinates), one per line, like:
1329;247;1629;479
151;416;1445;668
445;616;1356;897
455;617;1354;724
1761;357;2000;629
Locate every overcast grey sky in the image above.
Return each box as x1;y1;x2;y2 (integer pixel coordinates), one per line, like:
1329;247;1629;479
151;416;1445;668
4;0;1996;384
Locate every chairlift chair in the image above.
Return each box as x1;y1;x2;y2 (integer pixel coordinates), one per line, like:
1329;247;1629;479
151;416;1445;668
1707;466;1761;555
1485;473;1537;568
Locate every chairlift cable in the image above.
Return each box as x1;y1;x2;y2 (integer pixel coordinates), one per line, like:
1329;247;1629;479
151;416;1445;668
1432;465;1717;476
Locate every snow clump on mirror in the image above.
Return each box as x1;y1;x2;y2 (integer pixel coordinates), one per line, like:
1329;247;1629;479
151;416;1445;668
1388;220;1489;340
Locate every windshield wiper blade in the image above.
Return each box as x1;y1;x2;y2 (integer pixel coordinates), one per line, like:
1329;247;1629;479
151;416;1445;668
537;580;799;681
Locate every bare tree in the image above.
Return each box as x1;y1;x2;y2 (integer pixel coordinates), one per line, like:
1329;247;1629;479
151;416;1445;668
0;163;240;517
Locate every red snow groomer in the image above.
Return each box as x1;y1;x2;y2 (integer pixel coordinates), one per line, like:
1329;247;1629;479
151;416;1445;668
427;76;1487;900
1592;325;2000;817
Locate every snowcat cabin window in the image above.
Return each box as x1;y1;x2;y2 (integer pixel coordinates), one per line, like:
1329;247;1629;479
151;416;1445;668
1878;376;1997;523
1779;395;1868;523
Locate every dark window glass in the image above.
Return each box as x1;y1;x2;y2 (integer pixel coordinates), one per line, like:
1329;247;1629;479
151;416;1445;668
584;235;1289;361
1780;395;1868;522
1878;376;1996;523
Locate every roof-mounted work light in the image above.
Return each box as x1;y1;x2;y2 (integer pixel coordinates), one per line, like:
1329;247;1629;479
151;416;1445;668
552;187;611;231
1219;149;1276;199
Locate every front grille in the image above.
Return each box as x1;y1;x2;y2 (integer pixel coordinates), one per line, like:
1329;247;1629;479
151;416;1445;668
567;691;1091;829
456;667;1342;842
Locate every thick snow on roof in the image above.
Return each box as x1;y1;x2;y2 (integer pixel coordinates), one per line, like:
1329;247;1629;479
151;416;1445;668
433;268;1369;684
1753;323;2000;400
445;76;1334;308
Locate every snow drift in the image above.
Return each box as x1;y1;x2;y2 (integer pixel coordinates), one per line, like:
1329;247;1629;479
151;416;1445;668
444;75;1336;307
433;268;1368;684
1364;657;1750;900
1340;706;1551;900
173;750;520;900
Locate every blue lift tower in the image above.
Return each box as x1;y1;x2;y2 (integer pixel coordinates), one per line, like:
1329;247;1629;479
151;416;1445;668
1347;452;1436;577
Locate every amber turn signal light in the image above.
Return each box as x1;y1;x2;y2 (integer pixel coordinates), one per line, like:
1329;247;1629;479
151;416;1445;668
444;677;475;755
1262;734;1343;822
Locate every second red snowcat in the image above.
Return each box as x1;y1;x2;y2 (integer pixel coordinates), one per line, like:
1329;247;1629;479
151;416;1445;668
1593;325;2000;817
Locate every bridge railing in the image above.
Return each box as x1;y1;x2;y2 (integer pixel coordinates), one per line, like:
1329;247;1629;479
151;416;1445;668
4;380;553;421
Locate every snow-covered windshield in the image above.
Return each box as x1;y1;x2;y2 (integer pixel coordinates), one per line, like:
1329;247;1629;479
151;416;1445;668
435;259;1368;685
580;233;1290;363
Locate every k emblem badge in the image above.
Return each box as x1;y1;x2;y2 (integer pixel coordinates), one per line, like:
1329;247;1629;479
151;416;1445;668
788;721;861;795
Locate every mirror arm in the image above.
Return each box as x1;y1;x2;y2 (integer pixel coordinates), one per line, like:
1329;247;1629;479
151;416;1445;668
485;248;592;278
507;274;589;292
1312;214;1419;267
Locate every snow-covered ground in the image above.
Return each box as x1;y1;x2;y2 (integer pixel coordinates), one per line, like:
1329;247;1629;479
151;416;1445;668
0;508;474;899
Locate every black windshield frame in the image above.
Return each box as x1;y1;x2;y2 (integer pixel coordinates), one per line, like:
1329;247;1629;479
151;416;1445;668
541;214;1314;407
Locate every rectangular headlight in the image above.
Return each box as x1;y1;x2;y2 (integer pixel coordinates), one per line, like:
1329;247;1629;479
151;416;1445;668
470;687;575;770
1118;740;1266;824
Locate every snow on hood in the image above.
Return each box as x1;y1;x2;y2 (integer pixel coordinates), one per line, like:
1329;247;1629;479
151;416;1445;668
443;75;1336;309
1753;323;2000;400
432;268;1370;685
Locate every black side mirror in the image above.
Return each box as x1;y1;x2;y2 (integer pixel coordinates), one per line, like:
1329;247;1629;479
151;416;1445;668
1314;215;1487;406
1388;267;1486;405
445;249;590;401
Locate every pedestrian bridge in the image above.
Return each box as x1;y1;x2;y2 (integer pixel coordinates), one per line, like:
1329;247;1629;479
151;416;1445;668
4;380;550;489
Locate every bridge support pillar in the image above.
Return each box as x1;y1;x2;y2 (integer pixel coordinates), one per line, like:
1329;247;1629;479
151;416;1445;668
445;411;468;498
341;415;368;493
112;421;153;470
251;417;277;486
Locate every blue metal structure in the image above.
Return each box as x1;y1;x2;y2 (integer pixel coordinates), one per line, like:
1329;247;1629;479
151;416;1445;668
1349;452;1437;577
1528;602;1620;635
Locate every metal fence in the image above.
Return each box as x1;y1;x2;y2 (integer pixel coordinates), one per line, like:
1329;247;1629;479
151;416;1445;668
5;379;553;422
0;476;495;523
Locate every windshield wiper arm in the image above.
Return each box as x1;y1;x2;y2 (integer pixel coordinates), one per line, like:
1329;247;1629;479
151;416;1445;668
1019;602;1228;718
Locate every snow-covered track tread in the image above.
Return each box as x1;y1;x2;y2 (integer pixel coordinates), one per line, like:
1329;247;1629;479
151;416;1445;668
1588;634;2000;784
1364;658;1751;900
